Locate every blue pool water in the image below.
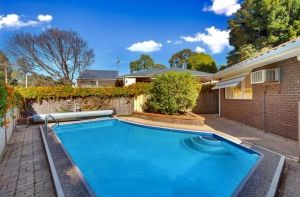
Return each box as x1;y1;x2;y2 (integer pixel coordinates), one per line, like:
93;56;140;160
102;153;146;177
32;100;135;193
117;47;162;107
54;119;260;197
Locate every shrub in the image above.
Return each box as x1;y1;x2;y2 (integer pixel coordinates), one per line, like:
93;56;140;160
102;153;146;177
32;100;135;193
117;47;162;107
146;72;199;115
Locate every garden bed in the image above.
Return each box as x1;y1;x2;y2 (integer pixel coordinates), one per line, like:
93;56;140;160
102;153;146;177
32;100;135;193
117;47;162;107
132;111;205;126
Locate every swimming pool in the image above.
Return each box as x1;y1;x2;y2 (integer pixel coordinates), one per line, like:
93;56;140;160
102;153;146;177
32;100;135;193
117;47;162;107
53;119;261;197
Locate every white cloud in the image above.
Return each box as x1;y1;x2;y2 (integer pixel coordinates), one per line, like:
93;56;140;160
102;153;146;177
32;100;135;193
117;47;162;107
0;14;37;29
195;46;206;53
37;14;53;22
181;26;230;54
203;0;240;16
0;14;52;29
127;40;162;53
166;40;172;44
174;40;182;45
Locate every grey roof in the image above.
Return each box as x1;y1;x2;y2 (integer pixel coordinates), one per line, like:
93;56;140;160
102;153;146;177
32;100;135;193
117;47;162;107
122;67;212;78
214;37;300;78
78;70;118;79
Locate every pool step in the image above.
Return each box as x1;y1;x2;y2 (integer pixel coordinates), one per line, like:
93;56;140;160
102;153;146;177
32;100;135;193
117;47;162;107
192;136;222;147
184;136;226;154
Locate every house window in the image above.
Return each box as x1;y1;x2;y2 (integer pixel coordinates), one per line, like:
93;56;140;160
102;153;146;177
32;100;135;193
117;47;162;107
251;68;280;84
225;76;252;99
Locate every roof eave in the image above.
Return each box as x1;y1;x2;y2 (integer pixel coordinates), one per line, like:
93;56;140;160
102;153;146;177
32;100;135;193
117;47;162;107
214;41;300;79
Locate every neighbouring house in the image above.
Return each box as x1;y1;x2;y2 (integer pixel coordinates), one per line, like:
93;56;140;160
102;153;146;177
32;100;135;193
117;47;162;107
77;69;118;87
213;37;300;141
116;67;213;86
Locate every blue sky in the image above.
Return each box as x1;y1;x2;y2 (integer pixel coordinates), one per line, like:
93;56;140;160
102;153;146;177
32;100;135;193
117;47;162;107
0;0;241;75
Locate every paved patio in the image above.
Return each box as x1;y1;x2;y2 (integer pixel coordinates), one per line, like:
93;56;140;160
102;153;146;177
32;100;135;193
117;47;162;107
0;115;299;197
0;125;55;197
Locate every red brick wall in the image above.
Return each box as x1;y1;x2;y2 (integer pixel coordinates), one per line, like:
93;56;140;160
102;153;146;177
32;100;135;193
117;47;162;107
220;57;300;141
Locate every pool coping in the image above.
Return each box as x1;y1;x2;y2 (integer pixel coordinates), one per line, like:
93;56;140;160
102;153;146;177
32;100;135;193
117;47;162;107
40;125;95;197
40;125;65;197
265;149;286;197
42;118;286;197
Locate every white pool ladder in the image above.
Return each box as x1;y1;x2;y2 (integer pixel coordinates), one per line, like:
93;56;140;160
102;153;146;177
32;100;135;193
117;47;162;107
45;115;59;133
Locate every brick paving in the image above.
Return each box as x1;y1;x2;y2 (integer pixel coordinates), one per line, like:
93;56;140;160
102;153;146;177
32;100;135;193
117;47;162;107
278;160;300;197
0;125;55;197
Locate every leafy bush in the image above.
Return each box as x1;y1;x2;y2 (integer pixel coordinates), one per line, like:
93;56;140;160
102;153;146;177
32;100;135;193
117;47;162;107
146;72;199;115
0;85;23;126
16;83;151;100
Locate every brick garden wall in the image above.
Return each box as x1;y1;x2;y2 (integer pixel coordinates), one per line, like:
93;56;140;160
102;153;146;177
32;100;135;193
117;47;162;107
220;57;300;141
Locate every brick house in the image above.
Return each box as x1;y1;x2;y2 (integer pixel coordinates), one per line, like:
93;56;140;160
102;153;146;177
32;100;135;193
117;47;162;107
213;38;300;141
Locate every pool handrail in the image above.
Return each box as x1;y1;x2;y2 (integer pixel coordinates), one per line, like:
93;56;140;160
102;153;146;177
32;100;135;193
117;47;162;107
45;115;59;133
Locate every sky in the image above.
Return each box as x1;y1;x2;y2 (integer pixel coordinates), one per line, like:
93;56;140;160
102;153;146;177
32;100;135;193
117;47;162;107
0;0;241;75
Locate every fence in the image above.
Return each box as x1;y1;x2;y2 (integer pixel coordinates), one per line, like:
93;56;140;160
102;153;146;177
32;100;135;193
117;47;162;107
192;89;219;114
133;90;219;115
134;95;147;112
0;108;19;157
23;97;134;116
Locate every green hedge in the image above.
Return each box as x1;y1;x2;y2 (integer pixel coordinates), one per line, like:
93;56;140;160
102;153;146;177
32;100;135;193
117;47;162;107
16;83;152;100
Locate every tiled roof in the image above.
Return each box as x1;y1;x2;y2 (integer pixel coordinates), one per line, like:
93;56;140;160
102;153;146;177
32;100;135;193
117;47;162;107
78;70;118;79
122;67;212;78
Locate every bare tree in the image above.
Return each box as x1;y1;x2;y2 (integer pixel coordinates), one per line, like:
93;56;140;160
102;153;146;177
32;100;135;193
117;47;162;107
0;50;10;84
7;28;95;85
16;58;33;88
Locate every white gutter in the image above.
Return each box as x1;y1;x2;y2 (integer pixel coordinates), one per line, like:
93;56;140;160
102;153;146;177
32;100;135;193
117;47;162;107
214;39;300;79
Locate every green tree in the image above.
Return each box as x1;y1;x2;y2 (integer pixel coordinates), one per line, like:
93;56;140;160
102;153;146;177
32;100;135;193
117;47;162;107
227;0;300;65
129;54;155;73
147;72;199;115
187;53;217;73
169;49;195;68
130;61;139;73
153;64;167;70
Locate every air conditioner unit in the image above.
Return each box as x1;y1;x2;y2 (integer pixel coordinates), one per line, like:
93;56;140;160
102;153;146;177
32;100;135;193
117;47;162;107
251;68;280;84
